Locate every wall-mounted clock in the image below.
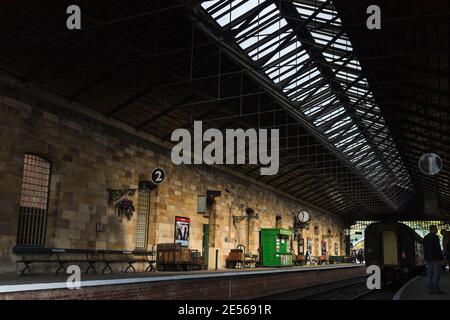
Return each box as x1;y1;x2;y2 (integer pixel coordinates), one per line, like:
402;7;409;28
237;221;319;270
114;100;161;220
297;210;310;223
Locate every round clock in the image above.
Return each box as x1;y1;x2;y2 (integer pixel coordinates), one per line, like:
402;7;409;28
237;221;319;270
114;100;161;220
297;210;310;223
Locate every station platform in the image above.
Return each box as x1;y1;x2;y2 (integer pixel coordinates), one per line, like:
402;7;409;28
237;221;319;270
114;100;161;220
395;273;450;300
0;264;365;300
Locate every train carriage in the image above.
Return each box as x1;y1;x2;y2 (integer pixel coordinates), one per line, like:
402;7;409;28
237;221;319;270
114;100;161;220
365;221;425;282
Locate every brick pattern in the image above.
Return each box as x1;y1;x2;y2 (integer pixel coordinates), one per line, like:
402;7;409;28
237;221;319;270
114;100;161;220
0;96;346;274
0;266;366;300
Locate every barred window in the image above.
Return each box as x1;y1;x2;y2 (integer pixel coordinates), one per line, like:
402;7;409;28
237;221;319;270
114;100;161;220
135;190;150;251
16;154;51;246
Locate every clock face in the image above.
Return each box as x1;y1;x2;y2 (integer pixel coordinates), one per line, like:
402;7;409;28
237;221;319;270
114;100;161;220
297;210;310;223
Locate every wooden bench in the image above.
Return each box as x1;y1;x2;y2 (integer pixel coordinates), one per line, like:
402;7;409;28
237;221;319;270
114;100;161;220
14;247;97;275
13;246;156;275
329;255;344;264
100;250;156;274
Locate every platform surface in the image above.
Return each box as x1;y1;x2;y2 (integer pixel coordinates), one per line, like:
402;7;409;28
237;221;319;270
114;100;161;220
0;263;367;299
398;273;450;300
0;263;361;293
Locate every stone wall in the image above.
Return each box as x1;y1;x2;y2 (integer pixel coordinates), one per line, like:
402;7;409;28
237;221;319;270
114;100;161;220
0;95;345;274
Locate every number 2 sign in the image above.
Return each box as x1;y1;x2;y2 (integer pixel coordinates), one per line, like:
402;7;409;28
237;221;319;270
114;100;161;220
151;168;166;185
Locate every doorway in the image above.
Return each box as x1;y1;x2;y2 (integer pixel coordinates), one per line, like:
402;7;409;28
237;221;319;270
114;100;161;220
382;230;398;265
202;224;209;266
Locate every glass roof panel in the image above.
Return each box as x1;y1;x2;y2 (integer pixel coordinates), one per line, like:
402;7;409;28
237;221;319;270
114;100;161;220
201;0;414;206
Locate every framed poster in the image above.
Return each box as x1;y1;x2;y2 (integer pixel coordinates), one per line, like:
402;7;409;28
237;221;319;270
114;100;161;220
174;216;190;247
321;240;327;256
298;238;305;255
307;238;312;253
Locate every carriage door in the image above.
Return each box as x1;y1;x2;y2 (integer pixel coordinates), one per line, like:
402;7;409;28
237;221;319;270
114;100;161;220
382;231;398;265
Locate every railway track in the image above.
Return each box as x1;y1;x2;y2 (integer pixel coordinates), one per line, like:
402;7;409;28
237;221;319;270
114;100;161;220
262;276;369;300
300;278;370;300
262;276;410;300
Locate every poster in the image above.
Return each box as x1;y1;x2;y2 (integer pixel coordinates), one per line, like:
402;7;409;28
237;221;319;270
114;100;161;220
175;216;190;247
321;240;327;256
307;238;312;254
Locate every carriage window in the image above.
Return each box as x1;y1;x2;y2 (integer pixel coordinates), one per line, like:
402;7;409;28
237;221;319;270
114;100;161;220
16;154;51;246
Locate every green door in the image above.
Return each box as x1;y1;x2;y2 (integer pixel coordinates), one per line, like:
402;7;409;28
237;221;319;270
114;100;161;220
202;224;209;266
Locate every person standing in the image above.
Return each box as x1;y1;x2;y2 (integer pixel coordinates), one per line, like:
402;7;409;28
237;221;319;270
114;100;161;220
442;229;449;273
424;225;445;294
351;250;357;263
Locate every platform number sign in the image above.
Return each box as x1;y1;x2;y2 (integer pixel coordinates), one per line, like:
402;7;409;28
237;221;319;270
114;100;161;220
151;168;166;185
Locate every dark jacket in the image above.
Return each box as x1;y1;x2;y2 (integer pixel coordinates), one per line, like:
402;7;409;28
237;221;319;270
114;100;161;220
423;233;443;262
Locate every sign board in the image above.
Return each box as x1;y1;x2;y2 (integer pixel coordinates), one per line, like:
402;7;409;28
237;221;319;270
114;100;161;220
151;168;166;185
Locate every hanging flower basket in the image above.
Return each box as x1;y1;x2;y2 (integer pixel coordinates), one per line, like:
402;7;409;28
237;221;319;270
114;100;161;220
115;198;135;221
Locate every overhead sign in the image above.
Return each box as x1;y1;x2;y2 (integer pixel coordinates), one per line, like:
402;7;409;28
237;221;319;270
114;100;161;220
151;168;166;185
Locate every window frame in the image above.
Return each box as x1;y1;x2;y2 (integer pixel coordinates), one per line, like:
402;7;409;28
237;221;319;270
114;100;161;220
16;153;52;247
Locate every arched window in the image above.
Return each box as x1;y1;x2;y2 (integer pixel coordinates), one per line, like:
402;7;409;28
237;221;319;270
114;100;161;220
16;154;51;246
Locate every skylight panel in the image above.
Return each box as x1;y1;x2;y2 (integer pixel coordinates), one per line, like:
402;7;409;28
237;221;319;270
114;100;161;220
336;70;358;80
310;31;334;46
343;138;365;153
201;0;413;200
271;66;298;83
238;36;258;50
325;116;351;135
313;106;345;126
295;5;316;18
303;105;322;116
248;33;285;59
235;3;279;38
335;129;359;148
200;0;219;11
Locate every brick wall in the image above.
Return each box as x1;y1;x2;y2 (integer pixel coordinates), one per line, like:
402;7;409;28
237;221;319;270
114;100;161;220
0;95;346;274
